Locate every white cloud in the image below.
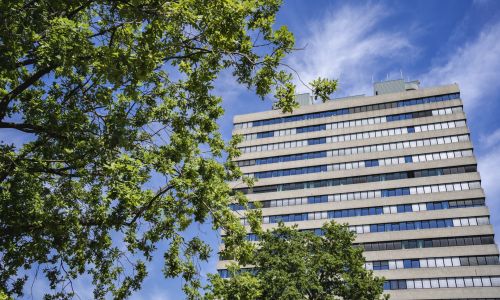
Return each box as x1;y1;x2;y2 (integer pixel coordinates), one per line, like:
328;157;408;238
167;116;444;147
473;0;496;6
287;3;413;96
477;145;500;238
477;127;500;240
214;69;247;104
480;128;500;149
127;287;171;300
424;20;500;240
421;22;500;110
130;288;171;300
415;16;500;236
22;271;93;300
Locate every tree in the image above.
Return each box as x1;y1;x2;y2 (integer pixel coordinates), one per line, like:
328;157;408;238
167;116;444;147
206;221;386;300
0;0;337;299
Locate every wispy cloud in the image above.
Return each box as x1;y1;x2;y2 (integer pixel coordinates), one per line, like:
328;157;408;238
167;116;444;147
422;19;500;240
421;21;500;110
130;288;171;300
214;69;247;105
477;143;500;236
480;128;500;149
287;2;413;96
473;0;496;7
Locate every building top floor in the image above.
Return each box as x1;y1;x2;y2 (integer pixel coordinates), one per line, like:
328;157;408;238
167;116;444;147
233;81;460;125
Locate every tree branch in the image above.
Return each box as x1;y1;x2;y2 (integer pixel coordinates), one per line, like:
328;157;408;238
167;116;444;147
126;184;174;226
0;121;66;139
65;0;94;19
0;65;54;120
15;58;37;67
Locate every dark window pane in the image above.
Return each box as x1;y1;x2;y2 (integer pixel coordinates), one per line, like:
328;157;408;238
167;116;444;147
460;257;469;266
486;256;499;265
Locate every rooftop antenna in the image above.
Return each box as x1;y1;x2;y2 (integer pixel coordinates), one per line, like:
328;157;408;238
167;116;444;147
400;69;403;79
371;74;374;83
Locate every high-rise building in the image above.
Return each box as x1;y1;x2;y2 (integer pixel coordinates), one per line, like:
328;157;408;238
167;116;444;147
218;80;500;299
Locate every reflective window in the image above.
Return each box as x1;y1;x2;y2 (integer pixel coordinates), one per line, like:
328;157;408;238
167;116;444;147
235;93;460;128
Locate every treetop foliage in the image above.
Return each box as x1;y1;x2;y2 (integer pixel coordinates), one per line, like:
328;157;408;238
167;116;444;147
206;221;386;300
0;0;337;299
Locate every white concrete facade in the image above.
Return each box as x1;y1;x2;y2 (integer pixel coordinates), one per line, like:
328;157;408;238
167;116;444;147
218;82;500;299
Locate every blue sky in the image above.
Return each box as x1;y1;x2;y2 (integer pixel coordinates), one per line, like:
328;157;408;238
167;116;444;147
140;1;500;299
20;0;500;299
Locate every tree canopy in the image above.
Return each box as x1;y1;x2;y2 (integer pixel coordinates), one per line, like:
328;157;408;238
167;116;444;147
206;221;386;300
0;0;337;299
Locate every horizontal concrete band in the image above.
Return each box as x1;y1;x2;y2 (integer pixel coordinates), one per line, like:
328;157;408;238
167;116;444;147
387;286;500;300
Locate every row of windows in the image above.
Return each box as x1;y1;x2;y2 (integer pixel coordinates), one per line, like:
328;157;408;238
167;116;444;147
386;109;433;121
218;270;500;290
243;107;461;141
384;276;500;290
234;235;496;251
227;220;495;243
249;165;326;179
239;217;489;241
366;149;473;168
414;166;474;177
237;150;326;167
238;165;477;195
218;259;500;280
219;235;495;260
240;120;467;154
359;235;495;252
229;181;482;211
366;255;499;270
234;93;460;128
409;149;473;163
236;134;469;167
217;268;255;279
217;273;500;290
251;199;485;225
423;198;486;209
349;216;489;234
246;149;473;179
382;181;481;197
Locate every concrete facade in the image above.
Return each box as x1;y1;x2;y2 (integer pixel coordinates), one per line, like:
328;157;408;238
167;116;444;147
218;81;500;299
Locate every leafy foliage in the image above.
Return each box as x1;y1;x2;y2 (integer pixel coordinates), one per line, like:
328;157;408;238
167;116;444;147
0;0;337;299
206;221;386;300
311;77;338;102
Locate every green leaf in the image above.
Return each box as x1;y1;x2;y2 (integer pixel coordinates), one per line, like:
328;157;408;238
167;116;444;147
205;221;386;300
0;1;337;298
